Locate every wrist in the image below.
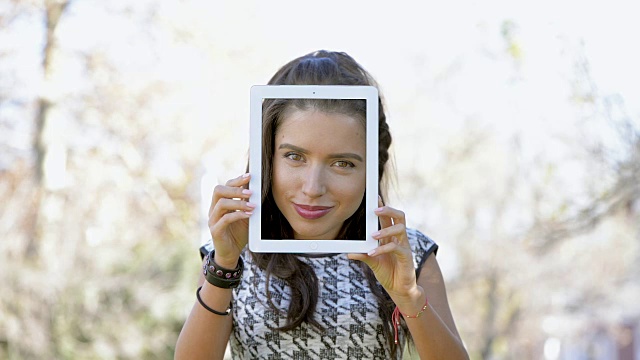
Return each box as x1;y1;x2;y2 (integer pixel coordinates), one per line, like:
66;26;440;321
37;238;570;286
213;252;240;269
393;285;426;315
203;250;243;289
391;286;429;345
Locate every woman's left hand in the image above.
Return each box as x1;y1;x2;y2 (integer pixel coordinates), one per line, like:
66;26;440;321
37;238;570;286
348;198;424;309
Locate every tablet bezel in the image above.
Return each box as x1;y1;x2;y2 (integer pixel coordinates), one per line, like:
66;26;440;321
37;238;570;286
248;85;379;253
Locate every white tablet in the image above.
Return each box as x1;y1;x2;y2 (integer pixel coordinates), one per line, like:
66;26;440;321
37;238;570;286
248;85;379;253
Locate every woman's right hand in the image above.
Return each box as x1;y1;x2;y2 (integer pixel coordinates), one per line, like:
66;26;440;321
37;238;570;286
208;173;255;268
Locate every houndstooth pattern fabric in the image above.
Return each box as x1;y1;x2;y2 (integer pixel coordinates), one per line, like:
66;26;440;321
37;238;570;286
200;228;438;360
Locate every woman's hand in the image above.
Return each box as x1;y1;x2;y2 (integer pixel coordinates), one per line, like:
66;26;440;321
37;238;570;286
208;173;255;268
348;198;425;312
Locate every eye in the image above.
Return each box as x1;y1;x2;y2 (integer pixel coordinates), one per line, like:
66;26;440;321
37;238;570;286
333;160;355;168
284;152;303;162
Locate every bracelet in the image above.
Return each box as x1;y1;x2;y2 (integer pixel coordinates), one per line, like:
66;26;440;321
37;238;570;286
196;286;231;316
202;250;244;289
391;297;429;344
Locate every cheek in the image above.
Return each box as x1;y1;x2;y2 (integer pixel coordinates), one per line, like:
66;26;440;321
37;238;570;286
272;158;295;196
335;174;366;206
272;159;285;195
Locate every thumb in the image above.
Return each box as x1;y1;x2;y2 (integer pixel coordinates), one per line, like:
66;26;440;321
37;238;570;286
347;252;375;268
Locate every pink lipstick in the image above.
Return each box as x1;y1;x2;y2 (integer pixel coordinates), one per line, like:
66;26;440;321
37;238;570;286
293;204;333;220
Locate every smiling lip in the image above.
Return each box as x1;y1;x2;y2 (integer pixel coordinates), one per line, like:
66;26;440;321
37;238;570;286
293;204;334;220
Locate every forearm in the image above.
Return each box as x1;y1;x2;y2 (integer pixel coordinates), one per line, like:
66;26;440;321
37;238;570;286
175;282;233;360
398;288;469;360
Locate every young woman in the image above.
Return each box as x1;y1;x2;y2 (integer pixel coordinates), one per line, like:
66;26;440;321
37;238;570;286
175;50;468;360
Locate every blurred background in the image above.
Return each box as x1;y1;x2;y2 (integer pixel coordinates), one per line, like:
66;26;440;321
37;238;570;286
1;0;638;359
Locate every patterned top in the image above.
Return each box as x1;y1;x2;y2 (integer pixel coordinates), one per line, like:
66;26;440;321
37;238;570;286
200;228;438;360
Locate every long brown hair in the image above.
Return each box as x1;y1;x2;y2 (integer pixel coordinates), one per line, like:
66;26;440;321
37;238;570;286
252;50;405;354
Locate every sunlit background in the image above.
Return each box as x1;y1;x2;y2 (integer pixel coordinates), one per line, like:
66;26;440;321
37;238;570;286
1;0;639;359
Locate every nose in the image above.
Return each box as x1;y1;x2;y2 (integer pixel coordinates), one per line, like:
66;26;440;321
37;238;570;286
302;164;326;198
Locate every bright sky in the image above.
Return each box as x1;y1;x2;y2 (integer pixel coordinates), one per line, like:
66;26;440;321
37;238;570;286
2;0;638;252
12;0;633;148
5;0;638;139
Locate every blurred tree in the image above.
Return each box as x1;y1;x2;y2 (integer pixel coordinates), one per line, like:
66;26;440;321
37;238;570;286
531;48;640;250
398;25;639;359
0;1;207;358
31;0;70;256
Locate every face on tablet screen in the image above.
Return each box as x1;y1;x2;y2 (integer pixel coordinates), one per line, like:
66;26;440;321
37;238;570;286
262;99;367;241
249;85;378;253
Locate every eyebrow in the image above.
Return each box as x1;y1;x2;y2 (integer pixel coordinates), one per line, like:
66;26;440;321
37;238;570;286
278;143;364;162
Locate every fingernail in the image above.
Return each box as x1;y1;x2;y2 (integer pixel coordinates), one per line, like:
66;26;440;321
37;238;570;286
242;189;253;195
372;231;381;238
368;249;376;256
244;211;253;215
374;207;384;212
246;202;256;208
242;173;251;178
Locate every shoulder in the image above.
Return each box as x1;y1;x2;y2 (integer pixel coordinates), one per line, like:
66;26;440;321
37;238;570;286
406;228;439;272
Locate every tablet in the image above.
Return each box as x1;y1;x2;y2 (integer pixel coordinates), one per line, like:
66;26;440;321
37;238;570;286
248;85;379;253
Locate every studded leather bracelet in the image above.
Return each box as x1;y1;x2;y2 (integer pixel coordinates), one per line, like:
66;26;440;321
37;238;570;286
202;250;243;289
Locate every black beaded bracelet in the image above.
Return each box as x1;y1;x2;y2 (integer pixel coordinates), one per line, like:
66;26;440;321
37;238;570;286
196;286;231;316
202;250;243;289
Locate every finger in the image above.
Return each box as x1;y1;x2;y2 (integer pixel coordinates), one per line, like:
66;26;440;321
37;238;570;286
372;223;408;245
210;176;253;216
213;174;252;207
210;188;255;219
347;252;368;262
209;198;256;224
376;196;393;230
225;173;251;187
374;204;406;226
212;184;253;204
367;240;411;259
209;211;251;238
347;252;378;270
